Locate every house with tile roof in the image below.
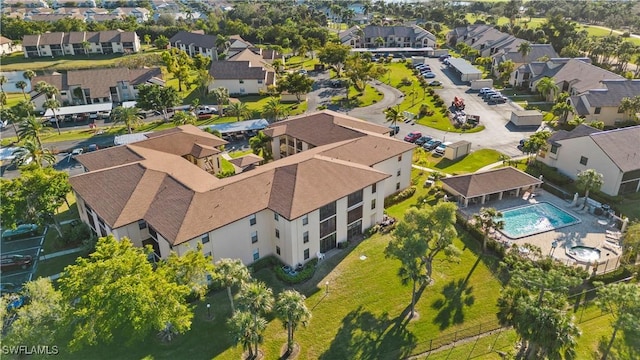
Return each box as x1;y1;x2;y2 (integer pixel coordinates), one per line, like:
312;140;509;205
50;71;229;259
22;30;139;58
537;124;640;195
568;79;640;126
208;58;276;95
448;24;522;58
169;31;219;60
0;36;21;55
493;43;558;79
339;25;436;48
29;67;163;110
69;111;415;266
512;58;624;97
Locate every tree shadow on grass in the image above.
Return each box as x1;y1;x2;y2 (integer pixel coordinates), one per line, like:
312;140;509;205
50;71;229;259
430;260;477;331
319;306;417;360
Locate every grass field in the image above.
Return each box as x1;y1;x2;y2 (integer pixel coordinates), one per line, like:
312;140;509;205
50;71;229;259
4;92;27;108
35;251;89;279
331;83;383;108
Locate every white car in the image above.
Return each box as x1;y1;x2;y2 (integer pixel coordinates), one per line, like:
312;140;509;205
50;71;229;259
71;148;84;158
196;106;217;115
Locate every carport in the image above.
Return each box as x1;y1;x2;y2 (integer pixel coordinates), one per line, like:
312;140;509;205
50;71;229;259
441;167;542;208
43;103;113;117
447;58;483;82
203;119;269;139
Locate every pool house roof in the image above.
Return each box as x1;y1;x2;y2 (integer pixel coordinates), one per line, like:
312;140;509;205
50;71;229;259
441;167;542;199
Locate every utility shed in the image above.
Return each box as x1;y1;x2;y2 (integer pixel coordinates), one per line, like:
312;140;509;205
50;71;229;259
510;110;543;126
447;57;483;82
444;140;471;160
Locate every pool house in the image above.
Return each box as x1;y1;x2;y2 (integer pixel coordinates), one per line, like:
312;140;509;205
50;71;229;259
441;167;543;208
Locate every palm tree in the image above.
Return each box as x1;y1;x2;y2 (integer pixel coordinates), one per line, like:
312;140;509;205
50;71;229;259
12;139;56;168
15;81;28;99
171;111;197;126
535;77;558;101
249;131;273;161
473;207;505;253
385;106;405;135
111;106;143;134
517;41;532;64
262;97;287;122
227;102;251;122
12;99;36;118
374;36;385;48
43;98;62;135
0;75;6;93
23;70;36;83
211;87;229;117
237;281;274;358
215;259;251;314
18;116;50;149
227;311;265;360
618;96;640;121
82;41;91;56
34;81;59;99
576;169;604;209
275;290;311;355
0;91;6;109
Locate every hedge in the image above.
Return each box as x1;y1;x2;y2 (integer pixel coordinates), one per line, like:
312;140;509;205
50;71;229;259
384;186;417;207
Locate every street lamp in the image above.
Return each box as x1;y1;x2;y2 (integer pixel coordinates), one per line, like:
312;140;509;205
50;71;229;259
325;281;329;295
206;303;211;319
550;240;558;257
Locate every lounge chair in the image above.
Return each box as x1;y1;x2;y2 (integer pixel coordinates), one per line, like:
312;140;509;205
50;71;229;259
605;233;621;240
316;251;325;261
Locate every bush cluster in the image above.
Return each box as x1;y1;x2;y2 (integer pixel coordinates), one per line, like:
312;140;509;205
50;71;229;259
274;259;318;284
419;104;434;117
384;186;416;207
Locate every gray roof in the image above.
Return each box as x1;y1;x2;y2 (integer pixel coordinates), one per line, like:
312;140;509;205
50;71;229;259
533;58;623;94
447;57;483;75
345;25;436;42
169;31;217;49
590;125;640;172
22;30;137;47
209;61;268;80
548;124;600;146
575;80;640;109
494;44;559;65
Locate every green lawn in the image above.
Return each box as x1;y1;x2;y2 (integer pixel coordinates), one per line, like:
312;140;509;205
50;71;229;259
4;92;28;108
228;149;253;158
413;148;505;176
0;47;163;72
331;83;383;108
35;251;89;279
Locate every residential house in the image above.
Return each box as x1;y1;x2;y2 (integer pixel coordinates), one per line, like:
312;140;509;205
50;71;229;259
208;59;275;95
30;13;85;22
2;0;48;7
69;111;416;267
30;67;163;110
22;30;140;58
340;25;436;48
569;79;640;126
513;58;624;99
448;24;521;57
112;7;150;23
227;35;254;57
169;31;218;60
493;43;558;79
538;124;640;196
0;36;21;55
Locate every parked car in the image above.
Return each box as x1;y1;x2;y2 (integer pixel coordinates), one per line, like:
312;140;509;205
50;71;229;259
483;90;500;99
1;224;38;241
423;139;442;151
297;69;308;75
414;136;432;146
434;142;452;155
0;282;21;295
428;80;442;86
330;79;345;88
1;255;33;272
423;72;436;79
87;144;99;152
388;125;400;136
479;87;494;95
488;95;508;104
403;131;422;143
419;67;432;73
196;106;217;115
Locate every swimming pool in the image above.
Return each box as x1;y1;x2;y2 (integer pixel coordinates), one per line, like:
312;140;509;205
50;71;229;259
499;202;580;239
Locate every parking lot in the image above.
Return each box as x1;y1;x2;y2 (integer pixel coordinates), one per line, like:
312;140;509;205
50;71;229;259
1;228;46;290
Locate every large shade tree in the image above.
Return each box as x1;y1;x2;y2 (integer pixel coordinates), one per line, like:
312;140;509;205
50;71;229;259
58;236;193;350
136;84;181;121
211;87;229;117
275;290;311;355
276;72;313;103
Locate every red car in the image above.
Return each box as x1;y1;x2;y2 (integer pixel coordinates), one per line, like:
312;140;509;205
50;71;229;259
1;255;33;272
403;131;422;143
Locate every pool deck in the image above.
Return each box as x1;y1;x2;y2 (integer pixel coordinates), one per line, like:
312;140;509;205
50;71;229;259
460;189;622;274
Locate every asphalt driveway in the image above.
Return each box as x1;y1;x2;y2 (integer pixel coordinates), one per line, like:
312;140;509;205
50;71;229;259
1;229;46;288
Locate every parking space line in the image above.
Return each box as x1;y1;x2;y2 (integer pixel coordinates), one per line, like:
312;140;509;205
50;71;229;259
1;246;43;255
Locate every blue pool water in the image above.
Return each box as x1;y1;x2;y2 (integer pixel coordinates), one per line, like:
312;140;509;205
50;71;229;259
499;202;580;239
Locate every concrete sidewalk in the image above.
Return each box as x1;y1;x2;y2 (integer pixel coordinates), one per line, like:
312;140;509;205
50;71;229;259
475;155;529;173
40;246;85;261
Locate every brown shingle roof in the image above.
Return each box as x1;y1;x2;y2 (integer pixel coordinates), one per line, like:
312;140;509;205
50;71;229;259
441;167;542;198
138;124;227;156
319;135;415;166
229;153;263;168
76;146;145;172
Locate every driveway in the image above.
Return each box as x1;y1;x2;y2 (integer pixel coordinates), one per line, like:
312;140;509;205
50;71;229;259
1;229;46;287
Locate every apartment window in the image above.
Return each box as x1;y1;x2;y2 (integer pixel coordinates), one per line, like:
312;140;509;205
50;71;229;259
347;190;363;207
319;202;337;221
579;156;588;166
371;199;376;210
239;79;245;84
303;231;309;243
276;246;281;255
550;145;558;154
396;182;401;190
251;231;258;243
371;183;377;194
205;251;212;258
275;229;280;238
258;79;263;84
253;248;260;261
201;233;210;244
398;155;402;162
148;225;158;240
249;214;256;226
617;106;624;113
274;212;279;221
138;220;147;229
397;169;401;176
320;217;337;238
347;206;363;224
594;107;601;114
302;215;308;225
304;248;310;260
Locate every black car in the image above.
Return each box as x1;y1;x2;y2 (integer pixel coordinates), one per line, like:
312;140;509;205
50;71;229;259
423;139;442;151
329;79;345;88
414;136;432;146
388;126;400;136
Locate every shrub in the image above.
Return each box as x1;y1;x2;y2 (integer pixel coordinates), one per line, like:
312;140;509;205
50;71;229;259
317;105;327;110
384;186;417;207
366;225;380;237
274;259;318;284
337;241;349;249
589;266;633;285
418;104;434;117
250;255;279;273
400;77;413;86
61;222;94;248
